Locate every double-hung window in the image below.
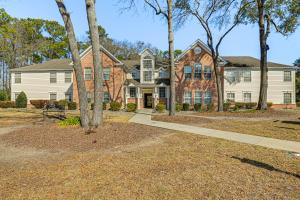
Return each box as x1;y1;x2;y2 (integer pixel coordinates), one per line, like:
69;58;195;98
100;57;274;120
104;92;110;103
194;64;202;80
84;67;92;80
194;91;202;104
184;66;192;80
204;66;212;80
226;92;235;102
50;93;57;101
143;71;152;82
184;91;192;104
50;72;57;83
15;73;21;84
204;91;212;105
284;71;292;82
243;70;251;82
243;92;251;103
143;59;153;69
129;87;136;98
159;87;166;98
103;68;111;81
65;72;72;83
283;92;292;104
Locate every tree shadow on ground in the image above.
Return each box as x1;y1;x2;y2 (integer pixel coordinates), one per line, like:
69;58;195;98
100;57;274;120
281;120;300;125
231;156;300;179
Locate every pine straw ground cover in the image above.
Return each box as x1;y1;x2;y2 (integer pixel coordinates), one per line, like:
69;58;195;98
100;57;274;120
152;115;300;142
0;122;299;199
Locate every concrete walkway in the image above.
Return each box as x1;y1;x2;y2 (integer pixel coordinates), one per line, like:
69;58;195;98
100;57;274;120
129;113;300;153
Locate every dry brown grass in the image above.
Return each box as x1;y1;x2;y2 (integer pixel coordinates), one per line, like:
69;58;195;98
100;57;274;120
153;115;300;142
0;125;299;199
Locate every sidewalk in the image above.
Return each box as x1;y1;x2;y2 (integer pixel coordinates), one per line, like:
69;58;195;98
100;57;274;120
129;113;300;153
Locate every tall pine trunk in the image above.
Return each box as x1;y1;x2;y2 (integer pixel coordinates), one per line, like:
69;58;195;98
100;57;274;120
86;0;103;127
167;0;176;116
257;0;268;110
55;0;90;130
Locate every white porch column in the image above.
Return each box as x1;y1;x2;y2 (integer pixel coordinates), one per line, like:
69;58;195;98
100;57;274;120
137;87;141;109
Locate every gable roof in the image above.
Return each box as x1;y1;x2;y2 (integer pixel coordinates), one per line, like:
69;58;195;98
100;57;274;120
10;59;72;72
223;56;295;68
139;48;155;56
176;39;226;63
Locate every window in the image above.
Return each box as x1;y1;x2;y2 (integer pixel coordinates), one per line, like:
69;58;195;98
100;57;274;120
143;59;153;69
87;92;92;103
129;87;136;98
194;91;202;104
227;92;235;102
204;91;212;105
243;70;251;82
50;93;57;101
104;92;110;103
14;92;20;100
243;92;251;103
184;66;192;80
65;72;72;83
283;92;292;104
184;91;192;104
143;71;152;82
103;68;111;81
65;93;72;102
50;72;57;83
84;67;92;80
194;64;202;80
204;66;212;80
284;71;292;82
159;87;166;98
15;73;21;84
226;71;237;83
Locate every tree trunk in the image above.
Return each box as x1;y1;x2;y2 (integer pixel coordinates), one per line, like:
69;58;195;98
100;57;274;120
167;0;176;116
55;0;90;131
85;0;103;127
213;57;224;112
257;0;268;110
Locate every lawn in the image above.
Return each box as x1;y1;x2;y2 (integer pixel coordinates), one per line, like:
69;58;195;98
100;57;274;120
0;111;299;199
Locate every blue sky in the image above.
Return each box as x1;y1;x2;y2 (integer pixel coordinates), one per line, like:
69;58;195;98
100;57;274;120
1;0;299;65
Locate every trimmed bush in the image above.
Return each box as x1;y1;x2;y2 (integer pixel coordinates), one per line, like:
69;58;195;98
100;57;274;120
127;103;137;112
176;103;182;112
245;102;257;109
68;101;77;110
194;103;202;112
234;102;244;110
16;92;27;108
223;102;231;111
0;101;16;108
58;116;80;127
182;103;190;111
30;100;49;109
267;102;273;108
155;103;166;113
110;101;121;111
57;100;68;110
0;90;8;101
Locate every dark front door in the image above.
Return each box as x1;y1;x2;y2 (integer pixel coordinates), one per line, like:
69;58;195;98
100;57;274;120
144;93;153;108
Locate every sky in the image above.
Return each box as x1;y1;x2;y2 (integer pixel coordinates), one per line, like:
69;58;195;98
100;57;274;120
1;0;299;65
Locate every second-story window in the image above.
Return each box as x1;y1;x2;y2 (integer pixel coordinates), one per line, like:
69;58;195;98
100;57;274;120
194;64;202;80
65;72;72;83
284;71;292;82
84;67;92;80
143;59;153;69
204;66;212;80
143;71;152;82
15;73;21;84
184;66;192;80
103;68;111;81
243;70;251;82
50;72;57;83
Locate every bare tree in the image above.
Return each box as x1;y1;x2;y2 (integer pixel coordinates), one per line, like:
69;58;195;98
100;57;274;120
175;0;252;111
85;0;103;127
55;0;90;131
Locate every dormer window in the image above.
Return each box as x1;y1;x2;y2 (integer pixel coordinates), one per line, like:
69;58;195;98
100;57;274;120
143;58;153;69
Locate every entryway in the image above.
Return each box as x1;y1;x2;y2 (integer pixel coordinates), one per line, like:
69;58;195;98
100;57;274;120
144;93;153;108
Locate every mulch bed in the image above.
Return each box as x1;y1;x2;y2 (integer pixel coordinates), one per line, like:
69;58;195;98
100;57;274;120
0;122;169;152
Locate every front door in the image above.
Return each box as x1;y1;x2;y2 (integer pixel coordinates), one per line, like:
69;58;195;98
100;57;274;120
144;93;153;108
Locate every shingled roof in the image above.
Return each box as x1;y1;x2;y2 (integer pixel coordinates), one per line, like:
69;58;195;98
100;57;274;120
223;56;294;68
10;59;72;72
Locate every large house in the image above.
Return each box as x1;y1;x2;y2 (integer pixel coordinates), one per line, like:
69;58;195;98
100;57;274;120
10;40;297;109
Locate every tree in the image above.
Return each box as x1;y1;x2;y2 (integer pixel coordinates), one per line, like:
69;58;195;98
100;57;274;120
243;0;300;110
295;58;300;102
175;0;251;111
85;0;103;128
55;0;90;131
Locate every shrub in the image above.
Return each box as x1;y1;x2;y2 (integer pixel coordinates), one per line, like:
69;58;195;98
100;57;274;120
57;100;68;110
68;101;77;110
245;102;257;109
16;91;27;108
176;103;182;112
297;102;300;107
0;101;16;108
127;103;137;112
58;116;80;127
206;103;214;112
0;90;8;101
194;103;202;112
267;102;273;108
234;102;245;110
223;102;231;111
182;103;190;111
30;100;49;109
91;102;106;110
110;101;121;111
155;103;166;113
